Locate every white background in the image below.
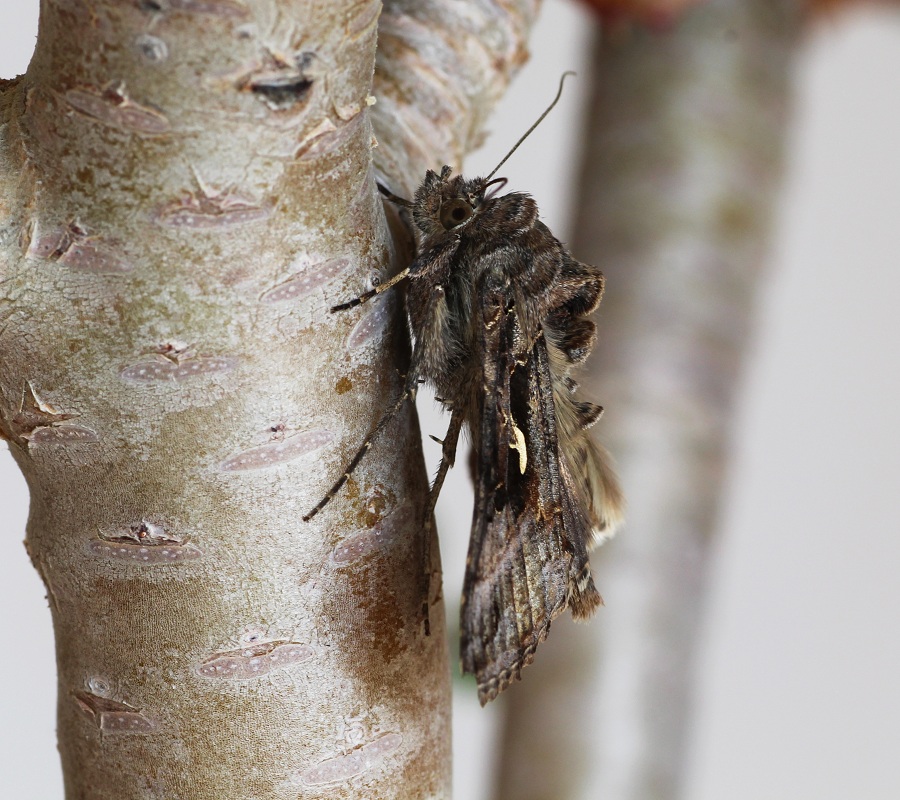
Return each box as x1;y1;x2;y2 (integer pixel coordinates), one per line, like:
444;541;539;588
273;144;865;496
1;2;899;797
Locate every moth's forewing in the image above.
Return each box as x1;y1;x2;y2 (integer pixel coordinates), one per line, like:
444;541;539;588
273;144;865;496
460;279;602;704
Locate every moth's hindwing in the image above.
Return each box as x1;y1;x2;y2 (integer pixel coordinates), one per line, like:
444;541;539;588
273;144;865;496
546;251;625;546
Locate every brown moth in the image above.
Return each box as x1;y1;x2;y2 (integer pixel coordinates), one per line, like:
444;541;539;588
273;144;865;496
305;75;624;704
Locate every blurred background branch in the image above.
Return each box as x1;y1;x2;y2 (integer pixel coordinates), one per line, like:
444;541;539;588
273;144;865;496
495;0;802;796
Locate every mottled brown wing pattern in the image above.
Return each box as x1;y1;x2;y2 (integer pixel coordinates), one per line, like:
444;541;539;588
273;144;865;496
461;286;602;705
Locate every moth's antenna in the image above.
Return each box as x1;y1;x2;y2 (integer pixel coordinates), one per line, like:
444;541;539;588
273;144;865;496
484;71;575;182
377;182;413;208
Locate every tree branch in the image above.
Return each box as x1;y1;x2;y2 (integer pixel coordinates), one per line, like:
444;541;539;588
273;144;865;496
0;0;541;795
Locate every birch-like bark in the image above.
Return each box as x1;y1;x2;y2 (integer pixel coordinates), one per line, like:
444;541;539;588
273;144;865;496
0;1;536;796
494;1;801;798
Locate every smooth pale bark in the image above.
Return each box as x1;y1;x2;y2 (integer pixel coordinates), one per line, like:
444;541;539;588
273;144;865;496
494;1;801;798
0;1;536;797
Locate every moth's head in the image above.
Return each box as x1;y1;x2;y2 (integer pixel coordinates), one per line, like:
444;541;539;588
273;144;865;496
412;165;504;239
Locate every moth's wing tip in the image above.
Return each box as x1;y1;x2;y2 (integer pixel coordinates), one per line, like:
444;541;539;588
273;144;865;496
477;685;495;707
475;667;522;706
568;563;604;619
463;652;501;706
570;585;604;619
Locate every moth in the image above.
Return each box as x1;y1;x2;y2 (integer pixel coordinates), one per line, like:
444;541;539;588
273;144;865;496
305;75;624;704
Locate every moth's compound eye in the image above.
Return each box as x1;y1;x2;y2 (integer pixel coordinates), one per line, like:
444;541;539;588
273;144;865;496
440;198;474;230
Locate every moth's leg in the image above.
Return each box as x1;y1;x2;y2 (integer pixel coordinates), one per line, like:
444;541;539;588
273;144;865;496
419;406;465;635
303;366;420;522
426;408;465;512
330;267;410;313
